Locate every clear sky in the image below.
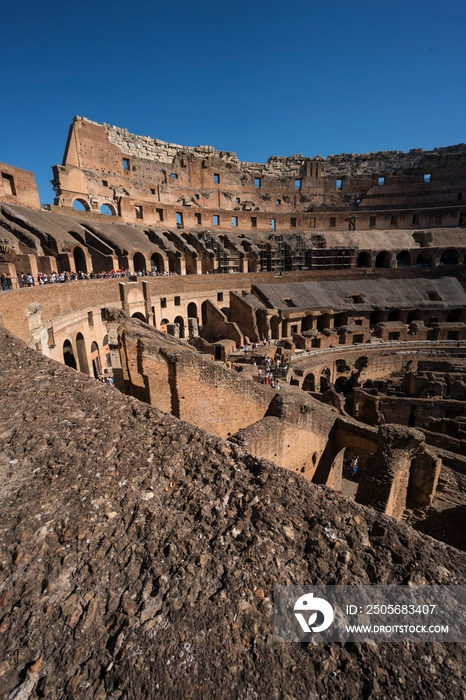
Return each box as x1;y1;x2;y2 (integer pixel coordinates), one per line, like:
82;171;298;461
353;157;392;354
1;0;465;203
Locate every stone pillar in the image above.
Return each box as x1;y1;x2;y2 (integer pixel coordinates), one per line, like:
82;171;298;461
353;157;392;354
188;317;199;339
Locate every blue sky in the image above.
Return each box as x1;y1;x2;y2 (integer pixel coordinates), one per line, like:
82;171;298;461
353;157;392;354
1;0;465;202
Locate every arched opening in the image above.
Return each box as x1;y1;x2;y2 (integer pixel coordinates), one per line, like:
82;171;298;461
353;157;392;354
317;313;330;331
73;199;89;212
416;251;434;267
76;333;89;375
270;315;280;340
131;312;147;323
370;310;384;325
375;251;391;268
151;252;164;273
133;252;146;273
447;309;465;322
168;252;181;275
160;319;169;332
302;373;315;392
320;368;331;392
388;309;402;322
73;247;87;273
407;310;423;323
396;250;411;267
187;302;198;322
440;249;459;265
357;252;371;268
99;204;115;216
174;315;185;338
63;340;77;369
301;315;314;332
90;341;101;378
201;300;208;326
334;312;348;327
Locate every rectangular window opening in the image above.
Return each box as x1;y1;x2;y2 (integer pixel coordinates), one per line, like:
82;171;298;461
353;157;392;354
195;213;202;225
251;217;257;228
290;218;297;228
276;199;281;205
271;219;276;232
135;205;143;219
412;213;420;225
217;292;223;302
156;208;164;222
176;212;183;228
336;179;342;190
329;217;336;227
370;215;376;227
391;215;398;226
310;217;316;228
88;311;94;327
161;298;167;308
458;193;463;201
150;188;156;195
170;173;178;179
254;178;261;188
378;176;385;186
295;179;301;189
235;197;240;204
424;173;431;183
232;216;238;227
102;180;108;187
213;215;219;226
174;296;181;306
213;173;220;184
123;158;130;171
2;173;16;196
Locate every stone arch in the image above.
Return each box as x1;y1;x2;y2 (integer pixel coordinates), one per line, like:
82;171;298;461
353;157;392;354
416;250;434;267
133;252;146;273
63;339;77;369
320;367;331;391
440;249;459;265
407;310;423;322
396;250;411;267
317;313;330;331
388;309;402;322
357;251;371;268
76;333;89;375
201;300;208;326
270;315;280;340
301;315;314;332
174;315;185;338
302;372;315;392
334;312;348;327
90;340;101;378
188;302;198;321
73;198;90;212
168;252;181;275
447;309;465;322
99;203;116;216
73;246;87;273
151;252;164;273
375;251;391;268
370;310;384;325
131;312;147;322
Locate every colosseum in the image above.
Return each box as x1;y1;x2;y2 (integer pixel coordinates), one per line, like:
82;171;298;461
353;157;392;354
0;118;465;698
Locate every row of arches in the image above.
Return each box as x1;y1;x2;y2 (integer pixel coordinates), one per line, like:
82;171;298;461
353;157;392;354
73;199;116;216
357;249;462;269
63;333;110;378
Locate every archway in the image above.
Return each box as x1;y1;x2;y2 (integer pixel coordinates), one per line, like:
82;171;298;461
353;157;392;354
270;315;280;340
201;300;208;326
375;251;391;268
334;312;348;327
317;313;330;331
168;253;181;275
133;252;146;273
90;341;101;378
407;310;422;323
63;340;77;369
76;333;89;375
151;252;164;273
73;247;87;273
440;249;459;265
370;310;384;325
447;309;465;322
187;302;198;321
73;199;89;212
320;368;331;391
131;312;147;322
301;315;314;332
99;204;115;216
174;315;185;338
396;250;411;267
357;252;371;268
416;251;434;267
388;309;402;322
302;373;315;392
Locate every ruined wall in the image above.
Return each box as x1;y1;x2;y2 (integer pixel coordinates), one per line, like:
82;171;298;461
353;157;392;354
0;162;41;209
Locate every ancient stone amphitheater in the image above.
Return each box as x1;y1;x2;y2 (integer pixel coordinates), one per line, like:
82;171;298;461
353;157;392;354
0;119;465;698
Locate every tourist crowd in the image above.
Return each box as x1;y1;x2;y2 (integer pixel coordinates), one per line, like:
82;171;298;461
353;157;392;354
0;269;178;290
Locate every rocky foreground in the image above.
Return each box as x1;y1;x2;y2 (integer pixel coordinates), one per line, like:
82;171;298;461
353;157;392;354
0;328;465;699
